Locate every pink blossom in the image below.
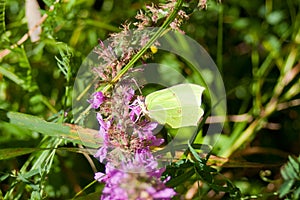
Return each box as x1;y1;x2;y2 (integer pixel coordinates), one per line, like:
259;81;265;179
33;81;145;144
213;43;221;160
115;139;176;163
88;91;105;109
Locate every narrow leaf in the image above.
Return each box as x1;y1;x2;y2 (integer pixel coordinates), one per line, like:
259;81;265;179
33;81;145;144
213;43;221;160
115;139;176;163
0;147;94;160
0;110;100;148
295;186;300;199
288;155;300;176
194;164;215;183
279;180;295;198
166;168;195;187
188;142;204;164
0;65;25;85
0;148;38;160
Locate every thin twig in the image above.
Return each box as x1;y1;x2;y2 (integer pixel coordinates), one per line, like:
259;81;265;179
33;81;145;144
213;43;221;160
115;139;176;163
240;146;290;159
78;144;98;173
206;114;251;123
277;98;300;111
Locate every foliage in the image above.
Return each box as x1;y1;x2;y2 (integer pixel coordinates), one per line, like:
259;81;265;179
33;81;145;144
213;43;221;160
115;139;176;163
163;143;242;199
279;155;300;199
0;0;299;199
0;0;5;33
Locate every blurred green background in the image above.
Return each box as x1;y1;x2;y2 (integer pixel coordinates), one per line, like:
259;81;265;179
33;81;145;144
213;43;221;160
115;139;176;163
0;0;299;199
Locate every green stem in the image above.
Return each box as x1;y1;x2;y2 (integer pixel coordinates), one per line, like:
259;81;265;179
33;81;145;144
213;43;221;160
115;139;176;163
220;119;262;158
41;95;58;114
75;0;184;124
72;180;98;199
102;0;184;92
221;44;298;158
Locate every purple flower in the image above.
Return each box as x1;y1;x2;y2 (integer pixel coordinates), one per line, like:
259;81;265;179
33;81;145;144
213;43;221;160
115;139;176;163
129;99;142;122
95;148;176;200
94;113;111;162
90;84;175;200
98;163;129;200
94;172;105;182
96;163;176;200
151;188;177;199
137;122;164;146
94;146;107;163
126;88;135;101
88;91;105;109
96;113;111;136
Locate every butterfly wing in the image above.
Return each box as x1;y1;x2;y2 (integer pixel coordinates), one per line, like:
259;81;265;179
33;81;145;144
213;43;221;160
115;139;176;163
145;83;205;128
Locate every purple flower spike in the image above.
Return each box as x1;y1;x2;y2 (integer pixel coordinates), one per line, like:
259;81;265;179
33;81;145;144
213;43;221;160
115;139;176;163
151;188;177;199
94;146;108;162
88;91;105;109
96;113;111;135
126;88;135;101
94;172;105;182
97;163;176;200
129;99;142;122
90;84;176;200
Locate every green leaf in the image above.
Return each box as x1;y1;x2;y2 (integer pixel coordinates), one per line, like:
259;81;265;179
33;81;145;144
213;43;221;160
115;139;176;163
279;180;295;198
17;169;40;183
194;165;213;183
0;110;99;148
286;162;298;179
30;191;41;200
166;168;195;187
145;83;205;128
0;147;93;160
0;148;38;160
281;165;290;180
0;173;9;182
294;186;300;199
0;65;25;86
288;156;300;176
279;155;300;198
188;142;204;164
